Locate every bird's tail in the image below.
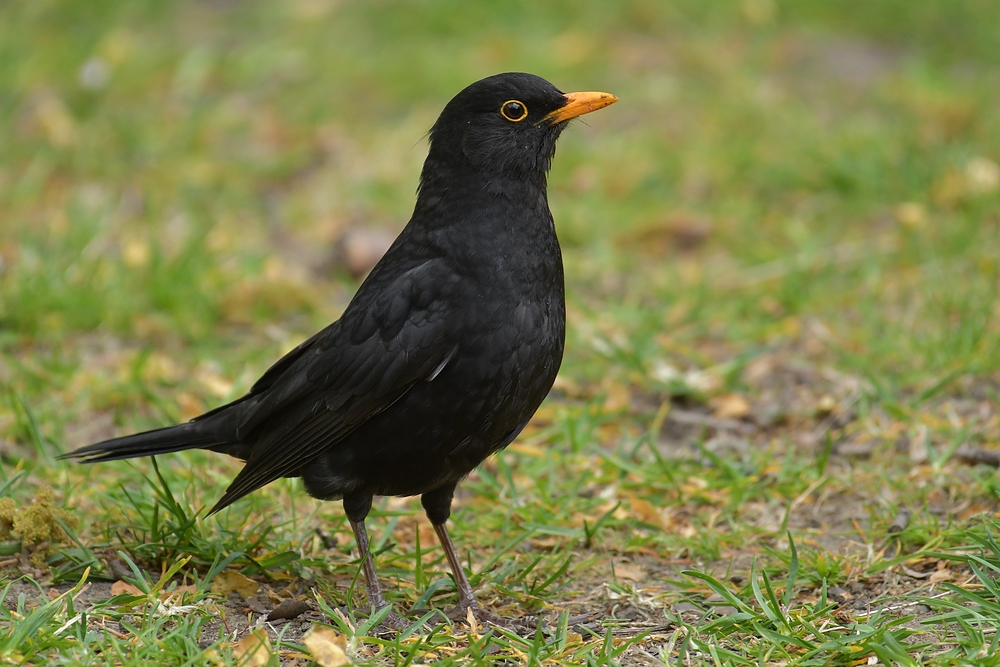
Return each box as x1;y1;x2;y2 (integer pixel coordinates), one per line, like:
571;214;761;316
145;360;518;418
59;421;224;463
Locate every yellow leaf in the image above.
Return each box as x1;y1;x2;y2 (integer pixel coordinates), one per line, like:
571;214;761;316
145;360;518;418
601;379;631;412
814;395;837;416
508;442;546;457
615;563;647;582
211;571;259;599
685;476;709;490
203;648;228;666
530;404;557;422
529;536;563;551
196;366;234;399
894;202;926;228
234;629;271;666
966;156;1000;194
302;625;350;667
121;238;151;267
929;568;952;584
710;393;751;419
35;95;77;147
160;584;198;602
932;169;967;208
177;392;206;422
110;580;144;597
627;494;669;531
466;607;480;640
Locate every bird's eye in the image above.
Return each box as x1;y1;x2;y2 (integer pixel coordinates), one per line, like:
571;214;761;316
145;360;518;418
500;100;528;122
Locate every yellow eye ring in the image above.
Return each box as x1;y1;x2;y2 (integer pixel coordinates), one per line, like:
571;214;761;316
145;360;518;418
500;100;528;122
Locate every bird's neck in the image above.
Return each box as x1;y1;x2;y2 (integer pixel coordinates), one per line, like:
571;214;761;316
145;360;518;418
413;156;550;225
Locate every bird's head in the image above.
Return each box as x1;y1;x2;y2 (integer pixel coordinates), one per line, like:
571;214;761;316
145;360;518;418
424;72;617;187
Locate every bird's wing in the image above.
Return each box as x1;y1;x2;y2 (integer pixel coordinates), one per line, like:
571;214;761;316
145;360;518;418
192;329;327;424
208;258;462;513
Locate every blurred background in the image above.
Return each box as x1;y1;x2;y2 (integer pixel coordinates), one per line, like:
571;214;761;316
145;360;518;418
1;0;999;450
3;3;1000;660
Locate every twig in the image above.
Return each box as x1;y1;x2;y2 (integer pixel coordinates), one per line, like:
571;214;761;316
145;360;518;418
836;442;873;457
955;446;1000;468
666;409;752;434
858;591;951;617
888;507;911;534
900;564;933;579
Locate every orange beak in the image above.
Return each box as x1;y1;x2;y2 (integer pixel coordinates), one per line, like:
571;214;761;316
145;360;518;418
541;91;618;124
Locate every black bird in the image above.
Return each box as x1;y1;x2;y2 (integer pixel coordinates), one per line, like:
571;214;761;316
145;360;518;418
63;72;616;626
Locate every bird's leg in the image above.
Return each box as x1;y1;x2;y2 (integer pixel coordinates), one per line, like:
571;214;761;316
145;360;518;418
422;485;506;626
348;518;391;611
344;494;408;630
432;521;477;608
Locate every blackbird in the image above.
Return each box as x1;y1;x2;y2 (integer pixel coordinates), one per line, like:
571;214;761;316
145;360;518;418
63;72;616;626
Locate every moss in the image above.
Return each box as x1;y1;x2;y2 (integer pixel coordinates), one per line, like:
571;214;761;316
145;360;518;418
0;497;15;541
0;487;77;569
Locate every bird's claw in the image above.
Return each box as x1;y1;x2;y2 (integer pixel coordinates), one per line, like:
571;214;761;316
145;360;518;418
368;606;413;632
447;599;536;633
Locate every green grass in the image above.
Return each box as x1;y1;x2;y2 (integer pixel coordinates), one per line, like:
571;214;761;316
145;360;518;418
3;0;1000;664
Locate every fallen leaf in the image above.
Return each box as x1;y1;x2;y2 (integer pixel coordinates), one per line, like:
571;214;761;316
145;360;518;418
966;156;1000;194
331;227;395;279
529;535;564;551
932;169;967;208
34;94;78;147
466;607;480;640
601;379;631;412
211;571;259;599
628;494;669;531
710;393;751;419
111;580;144;597
894;202;926;228
203;649;224;666
959;503;993;520
508;442;545;457
929;568;953;584
161;584;198;601
196;366;234;399
742;355;776;386
615;563;647;582
684;476;709;491
909;425;930;464
759;295;784;317
177;392;205;422
234;628;271;666
685;368;723;393
302;625;350;667
815;394;837;416
121;238;150;267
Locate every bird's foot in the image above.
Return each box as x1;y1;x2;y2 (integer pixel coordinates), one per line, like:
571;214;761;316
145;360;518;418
367;605;413;632
447;599;537;633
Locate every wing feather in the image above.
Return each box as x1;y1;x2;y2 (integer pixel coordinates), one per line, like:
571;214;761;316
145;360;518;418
207;258;461;513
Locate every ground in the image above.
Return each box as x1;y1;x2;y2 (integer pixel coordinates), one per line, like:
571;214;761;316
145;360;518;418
3;1;1000;665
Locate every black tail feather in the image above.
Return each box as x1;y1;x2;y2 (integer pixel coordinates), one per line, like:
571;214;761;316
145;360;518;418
59;422;222;463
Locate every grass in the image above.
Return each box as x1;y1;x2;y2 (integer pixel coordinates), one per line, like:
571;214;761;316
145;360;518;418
3;0;1000;664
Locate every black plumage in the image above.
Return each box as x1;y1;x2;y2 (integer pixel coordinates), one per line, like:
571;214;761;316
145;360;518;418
63;72;616;626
